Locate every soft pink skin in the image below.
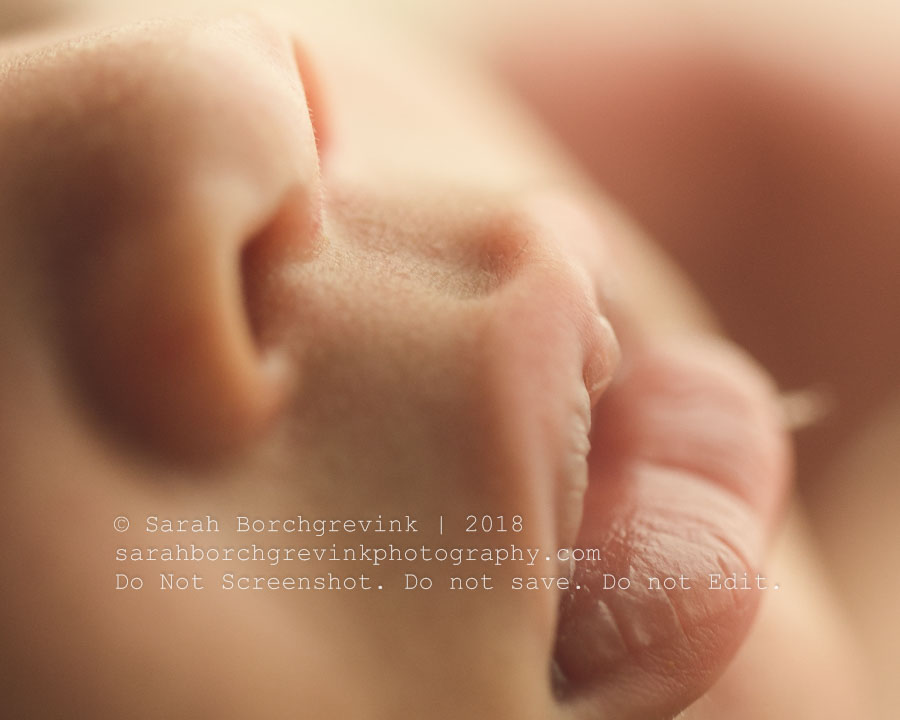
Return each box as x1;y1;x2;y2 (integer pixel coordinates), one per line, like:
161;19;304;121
0;6;790;718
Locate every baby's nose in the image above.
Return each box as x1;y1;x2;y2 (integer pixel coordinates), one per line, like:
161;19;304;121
0;14;324;459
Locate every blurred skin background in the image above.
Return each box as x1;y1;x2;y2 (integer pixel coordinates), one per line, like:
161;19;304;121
2;0;898;717
404;2;900;716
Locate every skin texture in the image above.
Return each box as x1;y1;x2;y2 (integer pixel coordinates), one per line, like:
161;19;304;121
0;4;797;718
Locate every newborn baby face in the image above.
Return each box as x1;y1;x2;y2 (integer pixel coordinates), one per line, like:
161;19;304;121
0;7;789;719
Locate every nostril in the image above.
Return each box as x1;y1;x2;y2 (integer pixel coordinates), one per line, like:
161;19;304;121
240;182;324;351
2;15;326;464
